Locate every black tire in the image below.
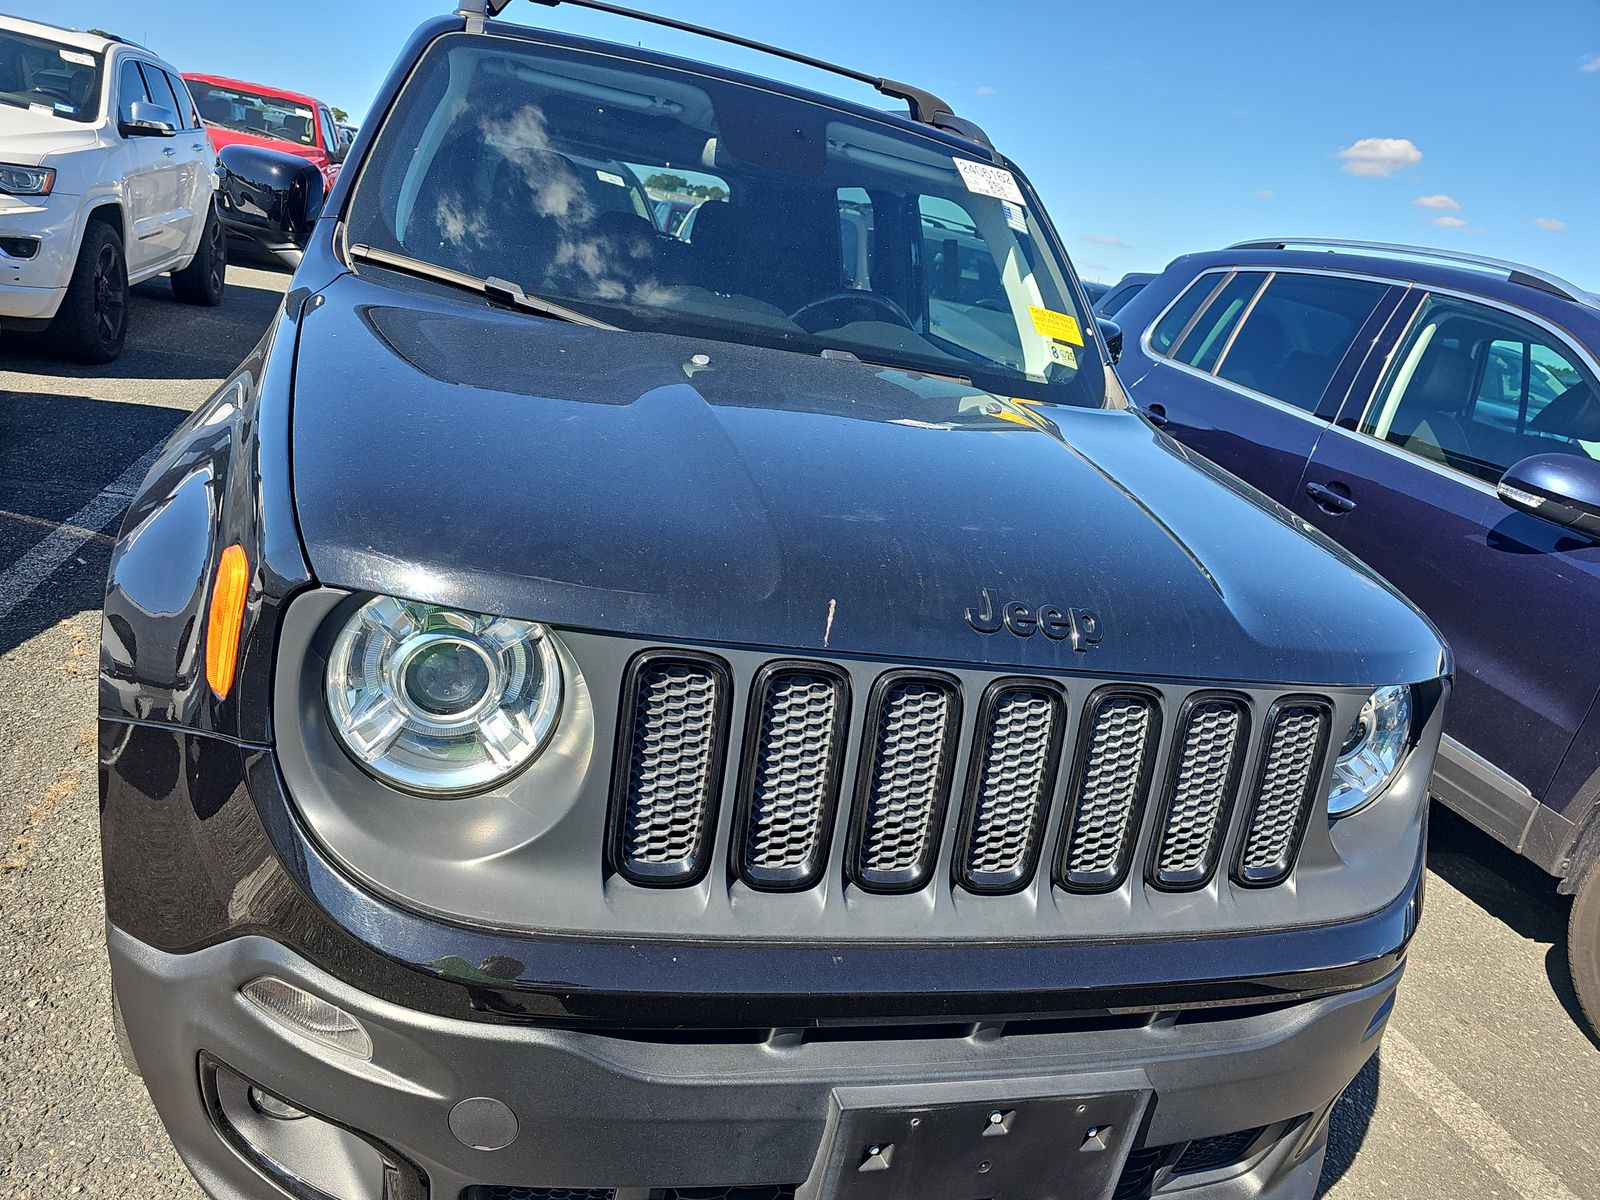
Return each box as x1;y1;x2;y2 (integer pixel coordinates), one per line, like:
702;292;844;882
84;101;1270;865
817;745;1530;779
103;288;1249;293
170;202;227;306
44;219;127;363
1571;859;1600;1038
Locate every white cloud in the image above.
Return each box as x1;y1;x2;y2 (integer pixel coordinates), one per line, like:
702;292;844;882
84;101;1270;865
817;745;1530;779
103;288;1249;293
1337;137;1422;177
1429;216;1468;229
1080;234;1130;247
1533;217;1568;231
1253;189;1275;199
1580;54;1600;72
974;85;997;95
1414;193;1460;211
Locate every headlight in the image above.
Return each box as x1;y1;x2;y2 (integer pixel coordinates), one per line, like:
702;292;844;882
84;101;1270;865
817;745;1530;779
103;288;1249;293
1327;684;1411;817
0;164;56;196
325;596;562;795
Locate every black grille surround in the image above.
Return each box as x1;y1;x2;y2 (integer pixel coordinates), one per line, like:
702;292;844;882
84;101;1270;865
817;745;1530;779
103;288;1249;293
609;651;733;887
731;661;851;890
1146;692;1251;892
606;648;1356;912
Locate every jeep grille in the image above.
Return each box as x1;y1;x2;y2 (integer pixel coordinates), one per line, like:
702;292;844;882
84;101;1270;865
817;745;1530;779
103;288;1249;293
609;656;1335;898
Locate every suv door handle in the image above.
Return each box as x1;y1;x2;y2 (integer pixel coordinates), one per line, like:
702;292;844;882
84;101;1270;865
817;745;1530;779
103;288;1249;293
1305;481;1357;514
162;147;176;157
1142;402;1168;427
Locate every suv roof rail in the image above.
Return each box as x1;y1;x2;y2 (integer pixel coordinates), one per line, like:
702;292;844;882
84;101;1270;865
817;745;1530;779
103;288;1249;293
1228;237;1591;305
456;0;995;149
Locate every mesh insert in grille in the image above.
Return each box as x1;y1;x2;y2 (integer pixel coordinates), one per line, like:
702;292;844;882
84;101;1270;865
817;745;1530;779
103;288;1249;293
960;685;1062;892
1061;693;1158;890
739;668;846;889
613;658;726;884
1151;698;1247;889
1237;703;1328;885
854;677;958;890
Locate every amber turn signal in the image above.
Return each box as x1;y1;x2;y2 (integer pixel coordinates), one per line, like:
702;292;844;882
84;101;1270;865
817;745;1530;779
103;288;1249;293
205;544;249;699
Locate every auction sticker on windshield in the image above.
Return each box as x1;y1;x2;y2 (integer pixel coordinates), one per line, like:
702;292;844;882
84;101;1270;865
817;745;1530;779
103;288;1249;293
1029;306;1084;346
954;158;1025;205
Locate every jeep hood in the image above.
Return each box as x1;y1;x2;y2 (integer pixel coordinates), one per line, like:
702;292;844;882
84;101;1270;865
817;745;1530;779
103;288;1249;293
288;273;1446;687
0;105;100;165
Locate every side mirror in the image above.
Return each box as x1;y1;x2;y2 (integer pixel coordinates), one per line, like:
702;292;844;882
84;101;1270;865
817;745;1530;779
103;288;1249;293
215;143;326;269
1096;317;1123;364
120;100;177;138
1498;453;1600;538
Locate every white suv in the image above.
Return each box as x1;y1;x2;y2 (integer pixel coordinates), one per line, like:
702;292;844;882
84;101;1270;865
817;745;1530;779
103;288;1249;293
0;17;226;362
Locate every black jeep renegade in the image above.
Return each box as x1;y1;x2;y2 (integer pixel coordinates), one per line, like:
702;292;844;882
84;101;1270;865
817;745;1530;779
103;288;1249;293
100;3;1450;1198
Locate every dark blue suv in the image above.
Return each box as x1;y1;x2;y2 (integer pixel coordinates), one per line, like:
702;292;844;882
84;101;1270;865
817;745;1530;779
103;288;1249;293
1112;238;1600;1032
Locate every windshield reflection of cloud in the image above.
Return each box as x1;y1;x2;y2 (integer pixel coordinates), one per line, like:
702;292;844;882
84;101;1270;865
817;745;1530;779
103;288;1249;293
431;99;681;307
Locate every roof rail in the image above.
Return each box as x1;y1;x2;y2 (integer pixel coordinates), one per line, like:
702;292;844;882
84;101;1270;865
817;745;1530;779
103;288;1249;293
455;0;994;149
1228;238;1590;305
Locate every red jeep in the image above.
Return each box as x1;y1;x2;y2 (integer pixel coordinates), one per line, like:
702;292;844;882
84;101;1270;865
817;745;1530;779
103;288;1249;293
183;73;344;191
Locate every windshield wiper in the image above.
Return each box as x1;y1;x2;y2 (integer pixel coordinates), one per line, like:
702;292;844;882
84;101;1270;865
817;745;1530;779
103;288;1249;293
347;243;617;330
820;347;972;387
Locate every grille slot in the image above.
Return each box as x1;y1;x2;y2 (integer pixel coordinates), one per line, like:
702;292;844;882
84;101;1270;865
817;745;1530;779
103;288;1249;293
1235;700;1330;886
737;665;848;890
852;675;961;891
611;655;729;886
1059;691;1160;891
958;683;1065;893
1149;695;1249;890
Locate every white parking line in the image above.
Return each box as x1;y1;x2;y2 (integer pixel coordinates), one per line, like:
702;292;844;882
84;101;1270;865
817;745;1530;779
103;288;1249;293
0;444;162;625
1384;1029;1581;1200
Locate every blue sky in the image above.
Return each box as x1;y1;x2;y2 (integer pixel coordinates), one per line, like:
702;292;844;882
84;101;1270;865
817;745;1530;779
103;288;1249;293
16;0;1598;288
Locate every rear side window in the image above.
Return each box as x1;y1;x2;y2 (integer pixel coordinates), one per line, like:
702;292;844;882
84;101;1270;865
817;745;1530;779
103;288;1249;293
1215;273;1387;411
137;62;184;125
1149;275;1217;355
1097;281;1145;317
162;68;199;128
1176;272;1267;372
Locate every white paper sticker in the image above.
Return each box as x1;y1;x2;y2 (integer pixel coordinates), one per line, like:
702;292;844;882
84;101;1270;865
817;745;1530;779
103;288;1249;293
59;49;95;66
953;158;1024;205
1002;201;1028;233
595;169;626;187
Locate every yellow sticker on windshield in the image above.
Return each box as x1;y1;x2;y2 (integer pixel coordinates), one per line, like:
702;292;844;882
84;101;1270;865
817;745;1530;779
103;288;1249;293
1029;307;1083;346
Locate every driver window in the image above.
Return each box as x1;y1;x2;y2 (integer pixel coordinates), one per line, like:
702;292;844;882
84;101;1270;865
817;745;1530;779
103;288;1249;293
116;58;150;125
1361;295;1600;483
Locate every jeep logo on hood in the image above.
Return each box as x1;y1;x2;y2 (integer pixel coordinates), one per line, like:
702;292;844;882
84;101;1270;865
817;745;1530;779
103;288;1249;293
965;587;1102;650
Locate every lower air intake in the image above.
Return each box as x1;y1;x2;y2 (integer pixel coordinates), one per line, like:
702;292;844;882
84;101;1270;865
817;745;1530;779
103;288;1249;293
461;1188;797;1200
1236;701;1330;886
611;656;728;885
853;675;960;891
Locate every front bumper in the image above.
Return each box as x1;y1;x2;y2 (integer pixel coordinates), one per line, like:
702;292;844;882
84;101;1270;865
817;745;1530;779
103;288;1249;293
0;193;81;316
111;925;1393;1200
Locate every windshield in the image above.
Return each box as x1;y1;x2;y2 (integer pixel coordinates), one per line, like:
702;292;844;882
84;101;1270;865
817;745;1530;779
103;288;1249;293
185;79;319;147
0;28;102;123
345;33;1102;407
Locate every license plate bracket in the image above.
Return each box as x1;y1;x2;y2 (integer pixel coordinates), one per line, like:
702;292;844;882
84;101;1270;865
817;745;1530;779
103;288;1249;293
798;1078;1150;1200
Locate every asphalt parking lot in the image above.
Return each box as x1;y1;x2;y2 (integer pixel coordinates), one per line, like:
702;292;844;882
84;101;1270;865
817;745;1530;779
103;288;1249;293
1;264;1598;1199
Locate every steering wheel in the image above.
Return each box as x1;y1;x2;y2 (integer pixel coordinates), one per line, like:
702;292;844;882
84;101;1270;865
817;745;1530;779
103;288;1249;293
790;290;914;332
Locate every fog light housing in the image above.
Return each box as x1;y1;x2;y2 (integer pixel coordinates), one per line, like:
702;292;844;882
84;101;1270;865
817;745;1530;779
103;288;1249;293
241;976;373;1059
200;1055;427;1200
